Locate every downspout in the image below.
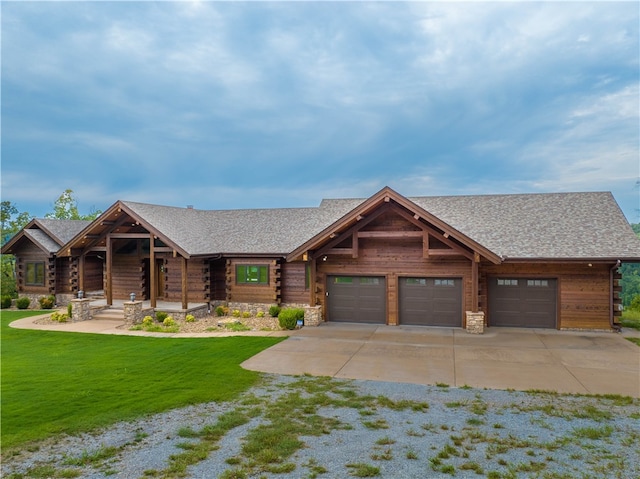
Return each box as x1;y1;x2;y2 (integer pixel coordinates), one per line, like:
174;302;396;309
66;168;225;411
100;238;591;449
610;260;622;332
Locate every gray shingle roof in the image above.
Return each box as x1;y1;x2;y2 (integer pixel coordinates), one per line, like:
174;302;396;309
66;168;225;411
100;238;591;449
122;191;640;260
409;192;640;259
121;200;359;256
35;219;92;245
23;229;60;254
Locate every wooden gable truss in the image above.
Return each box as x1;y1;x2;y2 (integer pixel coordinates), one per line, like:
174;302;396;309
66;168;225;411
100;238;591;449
61;201;193;309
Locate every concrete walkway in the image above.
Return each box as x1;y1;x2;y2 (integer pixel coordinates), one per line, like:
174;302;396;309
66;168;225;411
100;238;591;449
9;314;640;397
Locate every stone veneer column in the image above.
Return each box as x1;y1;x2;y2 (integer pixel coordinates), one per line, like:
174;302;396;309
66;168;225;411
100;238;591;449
71;298;92;322
465;311;485;334
123;301;143;326
303;306;322;326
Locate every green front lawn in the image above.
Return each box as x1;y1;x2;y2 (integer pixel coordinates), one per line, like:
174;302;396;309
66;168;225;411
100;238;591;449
0;310;285;451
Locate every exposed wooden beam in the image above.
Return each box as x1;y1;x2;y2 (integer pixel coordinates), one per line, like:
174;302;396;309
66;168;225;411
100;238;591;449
428;249;468;257
357;231;423;238
108;233;150;239
327;248;353;255
423;232;429;259
352;232;359;258
313;203;393;258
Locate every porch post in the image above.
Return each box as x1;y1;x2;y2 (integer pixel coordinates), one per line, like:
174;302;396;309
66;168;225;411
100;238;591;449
78;253;85;293
181;255;188;310
309;257;317;306
471;252;479;312
150;234;156;308
106;234;113;305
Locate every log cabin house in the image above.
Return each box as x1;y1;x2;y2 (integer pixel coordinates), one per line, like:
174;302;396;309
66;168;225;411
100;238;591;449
4;187;640;330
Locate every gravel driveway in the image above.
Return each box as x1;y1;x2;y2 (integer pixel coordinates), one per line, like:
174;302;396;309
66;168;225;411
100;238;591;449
4;374;639;479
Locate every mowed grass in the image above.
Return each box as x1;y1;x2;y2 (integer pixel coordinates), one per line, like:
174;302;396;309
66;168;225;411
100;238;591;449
1;310;285;451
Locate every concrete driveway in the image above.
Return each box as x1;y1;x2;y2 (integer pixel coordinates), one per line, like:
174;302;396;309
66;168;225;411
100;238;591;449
242;323;640;397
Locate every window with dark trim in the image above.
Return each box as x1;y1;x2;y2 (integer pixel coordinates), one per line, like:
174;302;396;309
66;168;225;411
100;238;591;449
26;262;45;286
305;264;311;290
236;265;269;285
497;279;519;286
435;279;455;287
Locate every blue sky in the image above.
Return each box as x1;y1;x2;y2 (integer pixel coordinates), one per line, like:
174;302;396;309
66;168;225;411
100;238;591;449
2;1;639;222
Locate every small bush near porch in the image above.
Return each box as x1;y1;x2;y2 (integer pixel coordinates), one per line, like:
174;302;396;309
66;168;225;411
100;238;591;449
0;310;285;451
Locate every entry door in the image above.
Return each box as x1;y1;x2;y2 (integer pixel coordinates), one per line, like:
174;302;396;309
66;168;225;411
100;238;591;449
488;278;557;328
327;276;386;323
399;277;462;326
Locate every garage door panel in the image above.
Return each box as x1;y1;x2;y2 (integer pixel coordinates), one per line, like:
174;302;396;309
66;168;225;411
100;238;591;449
399;277;462;327
489;278;557;328
327;276;386;324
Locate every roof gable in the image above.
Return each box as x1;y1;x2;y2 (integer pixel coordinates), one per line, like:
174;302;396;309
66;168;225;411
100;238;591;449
287;187;502;263
1;218;91;256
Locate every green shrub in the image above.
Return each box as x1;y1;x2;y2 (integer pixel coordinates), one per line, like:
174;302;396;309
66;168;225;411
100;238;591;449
1;296;12;309
67;303;73;317
38;295;56;309
215;305;228;317
51;311;69;322
278;308;304;330
16;297;30;310
269;305;281;317
628;295;640;312
155;311;168;322
142;315;154;326
185;314;196;323
256;311;265;318
232;309;241;318
163;316;176;327
242;311;251;318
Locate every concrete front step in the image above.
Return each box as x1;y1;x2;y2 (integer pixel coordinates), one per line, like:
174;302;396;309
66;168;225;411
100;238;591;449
92;309;125;321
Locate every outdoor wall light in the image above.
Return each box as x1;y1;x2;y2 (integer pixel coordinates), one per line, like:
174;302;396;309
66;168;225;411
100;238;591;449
322;255;328;261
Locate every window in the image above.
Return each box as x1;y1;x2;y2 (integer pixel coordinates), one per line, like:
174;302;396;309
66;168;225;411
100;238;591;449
527;279;549;287
360;277;381;285
333;277;353;284
497;279;519;286
406;278;427;285
236;265;269;284
26;262;45;286
435;279;455;287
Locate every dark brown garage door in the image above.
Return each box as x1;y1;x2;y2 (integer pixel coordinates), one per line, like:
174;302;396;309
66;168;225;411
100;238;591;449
327;276;386;323
399;277;462;327
488;278;557;328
